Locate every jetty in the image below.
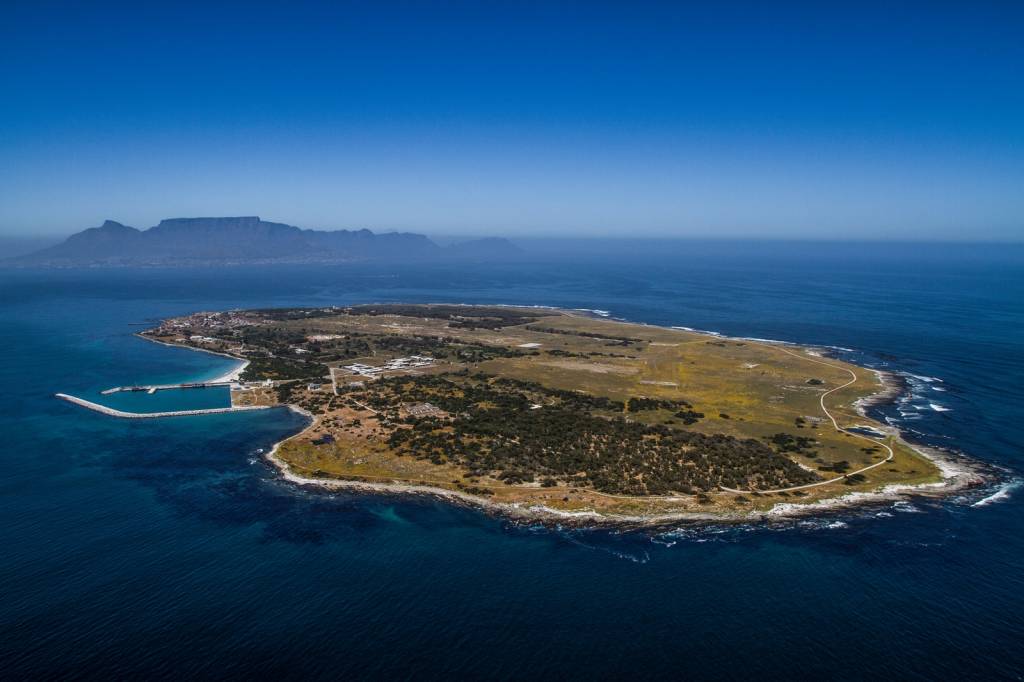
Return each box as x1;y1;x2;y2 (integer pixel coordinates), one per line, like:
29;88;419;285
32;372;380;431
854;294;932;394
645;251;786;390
100;381;233;395
55;393;271;419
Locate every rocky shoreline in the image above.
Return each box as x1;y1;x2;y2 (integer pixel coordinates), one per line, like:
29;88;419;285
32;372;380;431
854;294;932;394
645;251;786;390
258;355;988;529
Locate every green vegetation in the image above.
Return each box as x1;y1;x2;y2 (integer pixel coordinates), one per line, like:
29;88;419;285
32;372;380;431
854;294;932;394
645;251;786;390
525;325;643;345
372;374;817;494
240;356;328;382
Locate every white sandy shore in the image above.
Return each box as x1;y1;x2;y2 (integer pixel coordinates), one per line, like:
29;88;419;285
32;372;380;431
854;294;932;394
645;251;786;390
210;359;249;384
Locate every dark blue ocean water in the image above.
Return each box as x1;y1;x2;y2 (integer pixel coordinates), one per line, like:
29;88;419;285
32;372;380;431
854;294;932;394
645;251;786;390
1;241;1022;680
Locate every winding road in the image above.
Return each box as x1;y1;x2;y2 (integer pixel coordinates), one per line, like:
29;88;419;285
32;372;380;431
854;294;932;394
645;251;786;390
719;345;894;494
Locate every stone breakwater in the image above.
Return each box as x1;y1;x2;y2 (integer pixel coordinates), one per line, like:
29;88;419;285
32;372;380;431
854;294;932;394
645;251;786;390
55;393;271;419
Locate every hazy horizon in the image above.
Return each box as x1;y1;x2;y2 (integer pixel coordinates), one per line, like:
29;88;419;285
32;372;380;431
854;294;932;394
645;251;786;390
2;1;1022;241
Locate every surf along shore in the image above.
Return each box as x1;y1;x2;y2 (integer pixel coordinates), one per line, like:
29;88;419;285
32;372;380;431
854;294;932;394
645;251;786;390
68;304;988;526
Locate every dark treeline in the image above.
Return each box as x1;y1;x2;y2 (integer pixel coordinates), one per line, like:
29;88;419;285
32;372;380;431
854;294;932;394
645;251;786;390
346;304;542;330
524;325;644;345
240;356;328;382
369;374;817;494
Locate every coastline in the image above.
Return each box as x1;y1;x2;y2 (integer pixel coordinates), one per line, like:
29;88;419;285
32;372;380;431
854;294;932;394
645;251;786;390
262;422;984;527
263;390;985;528
135;332;250;383
143;306;989;527
210;359;249;383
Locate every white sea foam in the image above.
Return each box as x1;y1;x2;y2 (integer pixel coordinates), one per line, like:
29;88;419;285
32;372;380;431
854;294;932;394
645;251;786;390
737;336;798;346
796;519;850;530
672;325;722;336
971;481;1021;507
888;370;956;422
523;505;602;520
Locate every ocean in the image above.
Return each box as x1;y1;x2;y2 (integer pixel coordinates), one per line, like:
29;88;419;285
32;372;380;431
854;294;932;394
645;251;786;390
1;240;1022;679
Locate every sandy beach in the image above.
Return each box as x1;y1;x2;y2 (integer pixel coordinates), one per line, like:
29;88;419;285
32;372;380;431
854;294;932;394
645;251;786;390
210;359;249;384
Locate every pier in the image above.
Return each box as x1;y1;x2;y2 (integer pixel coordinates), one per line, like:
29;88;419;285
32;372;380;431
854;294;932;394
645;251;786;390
99;381;233;395
55;393;271;419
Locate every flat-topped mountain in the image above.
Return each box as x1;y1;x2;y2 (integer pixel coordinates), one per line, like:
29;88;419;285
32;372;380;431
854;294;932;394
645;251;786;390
10;217;519;266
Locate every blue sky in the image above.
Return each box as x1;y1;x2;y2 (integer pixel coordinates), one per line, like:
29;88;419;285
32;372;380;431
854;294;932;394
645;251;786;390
1;1;1022;240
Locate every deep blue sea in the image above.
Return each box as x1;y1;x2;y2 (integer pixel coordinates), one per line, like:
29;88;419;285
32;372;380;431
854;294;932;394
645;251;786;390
1;241;1022;680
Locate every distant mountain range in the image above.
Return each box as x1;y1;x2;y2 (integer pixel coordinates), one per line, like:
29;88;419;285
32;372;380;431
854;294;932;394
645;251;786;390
6;216;520;267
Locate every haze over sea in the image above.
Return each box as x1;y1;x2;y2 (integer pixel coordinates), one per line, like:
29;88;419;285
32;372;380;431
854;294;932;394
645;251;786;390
1;240;1022;679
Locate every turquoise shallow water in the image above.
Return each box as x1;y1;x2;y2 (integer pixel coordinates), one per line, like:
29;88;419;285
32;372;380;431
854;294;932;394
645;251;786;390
99;386;232;413
1;241;1022;679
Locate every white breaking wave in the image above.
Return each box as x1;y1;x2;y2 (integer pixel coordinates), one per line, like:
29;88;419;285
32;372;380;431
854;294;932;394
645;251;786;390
672;325;722;336
907;373;943;383
737;336;799;346
887;370;954;424
972;481;1021;507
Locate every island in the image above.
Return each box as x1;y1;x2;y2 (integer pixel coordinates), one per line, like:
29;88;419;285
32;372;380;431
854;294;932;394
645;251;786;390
121;303;976;523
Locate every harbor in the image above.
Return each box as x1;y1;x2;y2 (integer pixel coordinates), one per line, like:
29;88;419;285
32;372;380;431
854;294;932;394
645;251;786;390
55;393;270;419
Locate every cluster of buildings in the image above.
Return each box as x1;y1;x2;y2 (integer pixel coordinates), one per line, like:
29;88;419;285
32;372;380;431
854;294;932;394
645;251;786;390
230;379;274;392
155;310;259;335
405;402;445;418
341;355;434;377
